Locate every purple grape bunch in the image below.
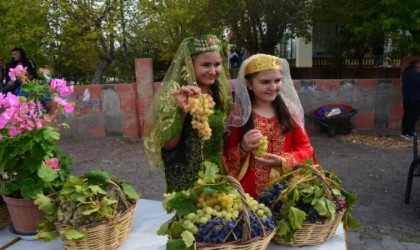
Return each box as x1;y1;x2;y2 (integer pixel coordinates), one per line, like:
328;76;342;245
257;182;289;211
196;214;276;243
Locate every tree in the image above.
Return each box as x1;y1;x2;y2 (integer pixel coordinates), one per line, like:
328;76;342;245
209;0;314;55
0;1;50;66
53;0;129;84
137;0;225;62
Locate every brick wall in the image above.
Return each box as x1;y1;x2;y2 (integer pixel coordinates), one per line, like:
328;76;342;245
62;57;412;138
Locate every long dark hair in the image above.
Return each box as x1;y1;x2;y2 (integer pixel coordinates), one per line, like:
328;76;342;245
404;60;419;73
9;48;28;67
241;72;295;137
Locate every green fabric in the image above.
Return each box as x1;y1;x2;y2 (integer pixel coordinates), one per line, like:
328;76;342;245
162;109;225;192
143;34;232;192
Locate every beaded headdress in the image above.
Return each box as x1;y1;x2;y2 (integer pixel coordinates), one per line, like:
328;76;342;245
245;54;281;75
187;35;222;55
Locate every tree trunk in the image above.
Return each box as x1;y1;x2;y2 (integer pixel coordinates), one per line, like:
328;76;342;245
91;60;111;85
259;40;276;55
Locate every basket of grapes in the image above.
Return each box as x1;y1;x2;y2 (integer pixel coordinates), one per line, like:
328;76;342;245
158;162;277;250
258;163;360;247
34;170;141;250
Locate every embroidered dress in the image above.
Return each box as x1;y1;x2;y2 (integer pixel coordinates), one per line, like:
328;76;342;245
223;112;314;198
143;35;232;192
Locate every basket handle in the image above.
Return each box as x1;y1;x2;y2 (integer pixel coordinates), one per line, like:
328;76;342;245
225;175;267;241
105;179;131;209
293;164;334;201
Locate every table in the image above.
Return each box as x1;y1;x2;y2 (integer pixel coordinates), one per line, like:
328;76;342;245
0;199;347;250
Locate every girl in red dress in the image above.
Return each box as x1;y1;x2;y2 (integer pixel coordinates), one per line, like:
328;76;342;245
223;54;315;199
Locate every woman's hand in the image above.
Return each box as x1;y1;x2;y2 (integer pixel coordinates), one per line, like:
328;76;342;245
254;153;283;167
241;129;263;153
172;86;201;112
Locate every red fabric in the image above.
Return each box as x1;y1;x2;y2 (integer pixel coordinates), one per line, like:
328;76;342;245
223;113;315;199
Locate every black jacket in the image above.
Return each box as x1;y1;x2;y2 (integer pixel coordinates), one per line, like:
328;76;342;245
5;59;37;82
402;68;420;101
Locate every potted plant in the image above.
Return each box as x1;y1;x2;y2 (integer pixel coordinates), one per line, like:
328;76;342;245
0;65;75;234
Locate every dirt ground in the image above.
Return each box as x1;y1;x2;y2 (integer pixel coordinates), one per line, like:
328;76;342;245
58;129;420;245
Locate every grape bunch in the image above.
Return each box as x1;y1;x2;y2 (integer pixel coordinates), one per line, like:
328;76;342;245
195;213;276;243
184;94;215;140
297;201;320;223
258;182;289;211
333;196;347;212
253;135;268;157
56;188;119;227
177;191;275;243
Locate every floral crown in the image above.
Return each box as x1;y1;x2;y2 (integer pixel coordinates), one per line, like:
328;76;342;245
187;35;221;55
245;54;281;75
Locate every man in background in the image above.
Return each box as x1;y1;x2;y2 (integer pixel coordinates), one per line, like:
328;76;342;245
401;60;420;140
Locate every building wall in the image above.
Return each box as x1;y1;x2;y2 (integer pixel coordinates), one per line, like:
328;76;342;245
61;58;410;138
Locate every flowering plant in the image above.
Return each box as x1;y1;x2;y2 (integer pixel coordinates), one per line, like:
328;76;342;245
0;66;75;199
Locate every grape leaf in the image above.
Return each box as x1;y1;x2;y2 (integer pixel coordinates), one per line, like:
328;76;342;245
168;221;185;238
277;219;290;236
62;228;85;241
83;169;112;183
314;197;328;216
314;186;323;198
34;194;56;217
288;207;306;230
82;206;100;215
326;199;337;219
293;189;300;201
87;185;106;195
157;217;175;236
60;186;76;195
181;230;195;248
122;182;141;200
343;212;361;230
37;164;58;182
167;192;197;216
34;221;58;242
167;238;195;250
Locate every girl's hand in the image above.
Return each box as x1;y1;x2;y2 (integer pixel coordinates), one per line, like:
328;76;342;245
172;86;201;112
254;153;283;166
241;129;263;152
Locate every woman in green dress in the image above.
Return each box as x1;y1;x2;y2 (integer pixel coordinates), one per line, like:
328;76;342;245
144;35;232;192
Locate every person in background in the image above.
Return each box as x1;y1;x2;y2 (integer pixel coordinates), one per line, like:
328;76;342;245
223;54;315;199
143;35;232;192
2;48;37;94
401;60;420;140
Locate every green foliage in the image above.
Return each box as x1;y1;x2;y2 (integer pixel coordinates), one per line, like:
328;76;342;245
159;162;239;249
34;171;141;242
0;125;72;199
270;164;360;243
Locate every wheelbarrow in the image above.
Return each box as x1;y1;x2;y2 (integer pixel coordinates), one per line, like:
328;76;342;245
305;104;358;137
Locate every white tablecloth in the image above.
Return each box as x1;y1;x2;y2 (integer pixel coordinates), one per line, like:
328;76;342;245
0;199;346;250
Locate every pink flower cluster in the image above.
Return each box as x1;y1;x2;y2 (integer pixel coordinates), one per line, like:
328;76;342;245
0;93;51;140
8;65;27;81
0;76;75;140
43;158;60;171
50;79;75;112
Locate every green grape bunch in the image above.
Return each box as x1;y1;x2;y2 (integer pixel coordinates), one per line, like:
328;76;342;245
253;136;268;157
184;94;215;140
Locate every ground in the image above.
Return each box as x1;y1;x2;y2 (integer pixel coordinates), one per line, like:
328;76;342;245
58;130;420;250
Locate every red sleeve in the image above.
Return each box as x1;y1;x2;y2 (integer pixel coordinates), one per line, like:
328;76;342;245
282;125;315;169
223;126;242;178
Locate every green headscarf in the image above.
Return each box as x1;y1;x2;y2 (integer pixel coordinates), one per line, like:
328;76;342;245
144;34;232;171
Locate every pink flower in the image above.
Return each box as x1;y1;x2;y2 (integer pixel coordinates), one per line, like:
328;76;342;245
44;158;60;171
8;65;27;81
64;103;74;113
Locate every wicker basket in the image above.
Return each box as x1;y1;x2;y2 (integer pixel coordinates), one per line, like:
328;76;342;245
0;199;10;229
272;164;344;247
195;176;277;250
55;180;135;250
